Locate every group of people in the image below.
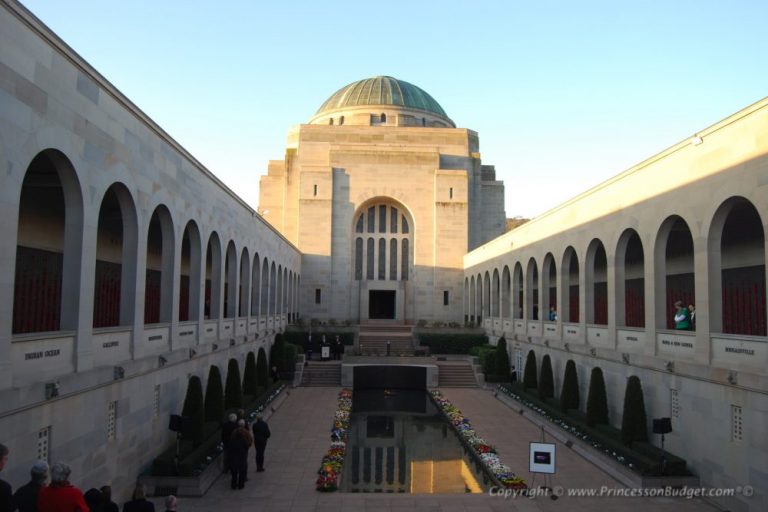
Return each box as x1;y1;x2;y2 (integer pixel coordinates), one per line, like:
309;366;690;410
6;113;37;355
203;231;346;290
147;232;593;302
304;334;344;362
674;301;696;330
220;411;271;490
0;443;178;512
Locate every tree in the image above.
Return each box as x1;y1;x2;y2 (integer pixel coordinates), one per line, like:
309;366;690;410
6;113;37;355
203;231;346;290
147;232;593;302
257;347;269;389
539;354;554;400
560;359;580;412
203;365;224;423
224;358;243;410
495;337;511;382
270;333;285;372
621;376;648;445
523;350;538;389
181;376;205;446
586;367;609;427
242;352;258;397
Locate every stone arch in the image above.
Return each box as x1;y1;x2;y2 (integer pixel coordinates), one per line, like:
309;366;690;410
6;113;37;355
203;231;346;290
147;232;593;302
204;232;222;319
654;216;695;329
224;241;238;319
615;229;645;328
561;247;580;323
513;262;523;320
501;265;511;320
144;204;175;324
526;257;539;320
492;269;500;318
13;149;84;333
179;220;202;322
542;253;557;321
708;197;766;335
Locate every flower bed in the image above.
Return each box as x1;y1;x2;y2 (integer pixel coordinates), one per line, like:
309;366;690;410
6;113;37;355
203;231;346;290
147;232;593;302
496;383;690;476
430;390;527;490
316;389;352;491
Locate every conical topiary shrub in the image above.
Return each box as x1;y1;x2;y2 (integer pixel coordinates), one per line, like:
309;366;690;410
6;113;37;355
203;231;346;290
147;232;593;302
224;358;243;410
181;375;205;446
621;375;648;445
523;350;538;389
539;354;554;400
257;347;269;389
495;337;511;382
586;367;609;427
560;359;580;412
242;352;258;397
270;333;285;372
203;365;224;423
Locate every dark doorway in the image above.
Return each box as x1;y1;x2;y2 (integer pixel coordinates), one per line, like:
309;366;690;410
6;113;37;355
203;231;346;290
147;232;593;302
369;290;395;319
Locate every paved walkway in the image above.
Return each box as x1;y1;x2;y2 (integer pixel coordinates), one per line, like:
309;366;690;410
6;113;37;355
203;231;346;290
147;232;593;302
148;387;720;512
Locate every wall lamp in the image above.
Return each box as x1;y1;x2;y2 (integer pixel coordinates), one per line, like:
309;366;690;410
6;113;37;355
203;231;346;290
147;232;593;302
113;366;125;380
158;355;168;367
45;381;60;400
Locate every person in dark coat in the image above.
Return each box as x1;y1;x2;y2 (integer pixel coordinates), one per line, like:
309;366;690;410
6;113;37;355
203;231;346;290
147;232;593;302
163;495;177;512
84;488;104;512
101;485;119;512
221;413;238;473
0;444;12;512
251;415;271;472
13;461;48;512
122;484;155;512
228;420;252;490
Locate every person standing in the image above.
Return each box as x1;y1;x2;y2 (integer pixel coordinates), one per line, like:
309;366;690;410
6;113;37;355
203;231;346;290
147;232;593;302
229;420;252;489
251;415;271;472
163;495;178;512
688;304;696;330
221;413;238;473
548;306;558;322
37;462;89;512
673;300;691;330
84;488;104;512
100;485;119;512
0;444;12;512
13;461;48;512
121;484;154;512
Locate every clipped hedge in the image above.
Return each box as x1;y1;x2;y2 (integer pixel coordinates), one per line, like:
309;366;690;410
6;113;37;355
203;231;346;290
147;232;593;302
621;376;648;445
257;347;269;388
586;367;609;427
498;383;689;477
416;333;488;354
523;350;538;389
560;359;580;412
242;352;258;397
495;337;511;382
224;358;243;410
152;382;285;477
539;355;554;400
181;376;205;446
203;365;224;423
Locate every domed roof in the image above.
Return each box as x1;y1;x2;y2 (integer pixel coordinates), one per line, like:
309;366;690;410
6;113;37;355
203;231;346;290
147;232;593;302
316;76;449;118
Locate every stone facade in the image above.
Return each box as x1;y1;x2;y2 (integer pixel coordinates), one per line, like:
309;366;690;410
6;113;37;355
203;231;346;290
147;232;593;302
260;90;506;324
0;1;300;502
465;98;768;512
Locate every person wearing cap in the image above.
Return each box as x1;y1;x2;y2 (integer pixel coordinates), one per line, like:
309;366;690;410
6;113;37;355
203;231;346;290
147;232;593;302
163;495;177;512
0;444;12;512
12;461;48;512
37;462;88;512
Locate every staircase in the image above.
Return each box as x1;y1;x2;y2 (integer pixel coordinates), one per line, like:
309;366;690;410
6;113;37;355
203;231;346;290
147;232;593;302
358;323;415;356
437;361;478;387
301;361;341;386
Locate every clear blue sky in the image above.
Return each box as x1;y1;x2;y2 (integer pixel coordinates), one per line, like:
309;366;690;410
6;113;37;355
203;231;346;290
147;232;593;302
20;0;768;218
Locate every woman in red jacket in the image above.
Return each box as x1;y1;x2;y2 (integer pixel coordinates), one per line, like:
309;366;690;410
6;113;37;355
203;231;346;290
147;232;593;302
38;462;89;512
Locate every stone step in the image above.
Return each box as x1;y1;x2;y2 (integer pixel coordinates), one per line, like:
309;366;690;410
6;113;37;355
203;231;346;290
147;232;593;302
301;362;342;386
437;363;478;387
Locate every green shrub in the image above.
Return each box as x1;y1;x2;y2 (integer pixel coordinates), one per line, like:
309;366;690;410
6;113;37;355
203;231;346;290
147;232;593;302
282;343;298;374
586;367;609;427
495;337;511;382
257;347;269;388
417;333;488;354
523;350;538;389
224;358;243;410
270;333;285;371
242;352;258;397
560;359;580;412
621;376;648;445
539;354;554;400
181;376;205;446
482;350;498;376
203;365;224;423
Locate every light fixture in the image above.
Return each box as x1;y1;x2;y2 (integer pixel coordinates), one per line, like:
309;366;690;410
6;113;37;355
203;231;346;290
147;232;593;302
45;381;60;400
113;366;125;380
158;355;168;367
690;135;703;146
727;371;737;385
230;338;236;347
189;348;197;359
665;361;675;372
622;353;630;364
212;343;219;351
589;348;597;357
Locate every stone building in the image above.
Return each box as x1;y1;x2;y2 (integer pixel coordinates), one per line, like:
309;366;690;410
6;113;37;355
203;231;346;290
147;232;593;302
259;76;506;324
0;0;767;510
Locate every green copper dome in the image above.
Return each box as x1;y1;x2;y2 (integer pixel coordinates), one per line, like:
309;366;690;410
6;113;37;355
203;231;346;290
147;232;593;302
316;76;449;118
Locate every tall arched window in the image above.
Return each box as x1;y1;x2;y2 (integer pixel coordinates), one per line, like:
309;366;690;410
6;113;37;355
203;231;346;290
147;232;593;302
353;201;413;282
